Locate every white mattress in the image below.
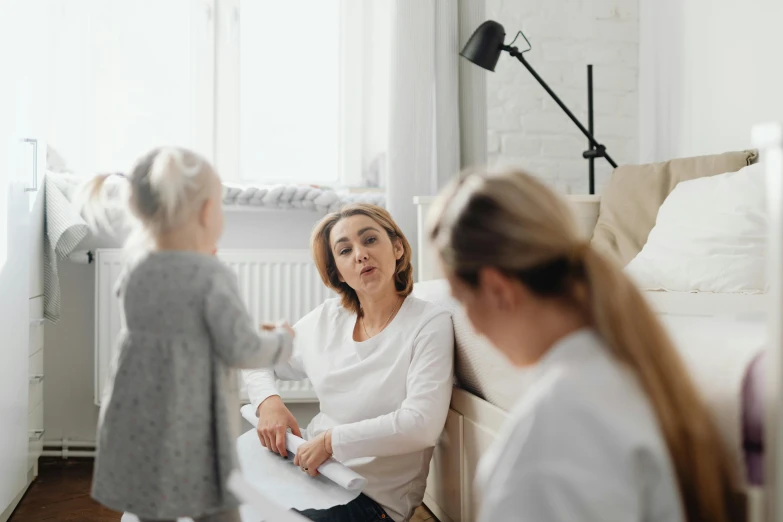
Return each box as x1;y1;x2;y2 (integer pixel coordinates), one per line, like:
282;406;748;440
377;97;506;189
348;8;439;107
656;313;765;479
642;290;766;317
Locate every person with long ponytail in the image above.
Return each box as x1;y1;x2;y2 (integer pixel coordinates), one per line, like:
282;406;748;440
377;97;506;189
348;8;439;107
428;169;744;522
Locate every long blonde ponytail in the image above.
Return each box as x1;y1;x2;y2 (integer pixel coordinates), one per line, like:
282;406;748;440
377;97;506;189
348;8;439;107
429;169;743;522
582;245;742;522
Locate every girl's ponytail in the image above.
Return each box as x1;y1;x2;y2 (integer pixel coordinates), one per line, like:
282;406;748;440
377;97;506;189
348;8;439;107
76;173;123;234
146;148;202;228
76;147;214;246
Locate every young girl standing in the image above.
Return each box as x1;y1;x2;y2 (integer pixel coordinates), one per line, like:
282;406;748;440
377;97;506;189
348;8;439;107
83;147;294;522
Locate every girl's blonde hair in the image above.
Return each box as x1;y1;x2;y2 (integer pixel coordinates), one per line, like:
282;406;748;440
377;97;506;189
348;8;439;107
311;203;413;316
428;169;743;522
80;147;217;242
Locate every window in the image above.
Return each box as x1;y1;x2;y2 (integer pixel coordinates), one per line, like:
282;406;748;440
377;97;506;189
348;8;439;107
236;1;341;185
48;0;389;187
48;0;209;174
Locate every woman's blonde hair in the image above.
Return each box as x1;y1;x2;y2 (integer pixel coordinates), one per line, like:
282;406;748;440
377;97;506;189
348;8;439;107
428;169;743;522
311;203;413;316
80;147;217;241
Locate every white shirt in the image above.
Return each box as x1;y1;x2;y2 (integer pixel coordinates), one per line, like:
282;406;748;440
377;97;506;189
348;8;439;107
477;329;684;522
243;296;455;522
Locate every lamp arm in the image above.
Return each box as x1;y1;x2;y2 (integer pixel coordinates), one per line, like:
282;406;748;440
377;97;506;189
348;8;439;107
504;46;618;169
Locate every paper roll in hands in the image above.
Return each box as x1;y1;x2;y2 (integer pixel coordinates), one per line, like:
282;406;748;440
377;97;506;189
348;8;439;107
239;404;367;493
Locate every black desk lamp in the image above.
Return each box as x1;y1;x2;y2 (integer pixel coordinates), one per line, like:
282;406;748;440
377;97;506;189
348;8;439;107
461;20;617;194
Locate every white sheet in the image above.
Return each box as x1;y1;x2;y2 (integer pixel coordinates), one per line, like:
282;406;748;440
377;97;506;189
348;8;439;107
231;428;363;513
228;471;309;522
238;405;368;494
658;313;765;482
642;290;767;316
121;407;368;522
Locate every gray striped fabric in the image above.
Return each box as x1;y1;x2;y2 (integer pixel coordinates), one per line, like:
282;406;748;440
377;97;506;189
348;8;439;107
44;174;89;322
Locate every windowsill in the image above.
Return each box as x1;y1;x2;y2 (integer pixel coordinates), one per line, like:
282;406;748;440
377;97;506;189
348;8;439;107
336;186;385;194
228;179;386;195
220;183;386;214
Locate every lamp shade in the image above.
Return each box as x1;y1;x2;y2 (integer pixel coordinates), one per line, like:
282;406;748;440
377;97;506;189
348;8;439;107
460;20;506;72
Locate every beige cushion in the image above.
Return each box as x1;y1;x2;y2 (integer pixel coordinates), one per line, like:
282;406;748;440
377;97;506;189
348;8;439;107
591;150;758;266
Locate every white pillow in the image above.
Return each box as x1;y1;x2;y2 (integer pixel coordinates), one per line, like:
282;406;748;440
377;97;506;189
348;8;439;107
625;162;767;293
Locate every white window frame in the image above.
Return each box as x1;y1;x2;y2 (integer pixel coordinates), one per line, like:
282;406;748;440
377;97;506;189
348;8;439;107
212;0;363;187
48;0;217;175
191;0;217;163
49;0;366;184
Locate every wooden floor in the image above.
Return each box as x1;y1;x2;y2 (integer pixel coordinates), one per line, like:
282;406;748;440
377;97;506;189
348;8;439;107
10;458;436;521
9;459;120;522
411;503;436;522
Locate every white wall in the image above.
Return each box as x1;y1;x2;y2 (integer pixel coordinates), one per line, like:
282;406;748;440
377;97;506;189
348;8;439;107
639;0;783;161
485;0;639;193
44;210;324;443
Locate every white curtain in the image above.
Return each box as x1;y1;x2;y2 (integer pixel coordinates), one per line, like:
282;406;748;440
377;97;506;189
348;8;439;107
386;0;486;275
641;0;783;161
638;0;685;163
458;0;488;171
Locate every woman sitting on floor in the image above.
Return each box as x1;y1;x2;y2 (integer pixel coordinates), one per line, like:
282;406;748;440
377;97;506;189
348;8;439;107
243;203;455;522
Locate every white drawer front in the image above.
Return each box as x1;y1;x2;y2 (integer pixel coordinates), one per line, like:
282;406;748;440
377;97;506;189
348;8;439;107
29;349;43;376
28;401;44;469
28;348;44;413
28;376;43;413
29;295;43;319
28;401;43;432
28;182;45;299
29;297;44;356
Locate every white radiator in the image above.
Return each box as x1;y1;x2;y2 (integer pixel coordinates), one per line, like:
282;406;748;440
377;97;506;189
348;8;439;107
94;249;332;406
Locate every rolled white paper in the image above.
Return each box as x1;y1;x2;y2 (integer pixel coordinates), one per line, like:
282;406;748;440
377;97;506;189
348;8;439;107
240;404;367;492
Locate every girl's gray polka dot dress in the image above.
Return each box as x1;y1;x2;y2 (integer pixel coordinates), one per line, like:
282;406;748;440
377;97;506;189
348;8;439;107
91;251;292;520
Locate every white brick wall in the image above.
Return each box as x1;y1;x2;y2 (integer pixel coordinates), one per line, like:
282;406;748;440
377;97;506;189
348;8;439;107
486;0;639;194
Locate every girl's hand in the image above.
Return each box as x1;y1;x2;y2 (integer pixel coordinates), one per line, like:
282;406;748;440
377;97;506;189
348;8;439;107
293;430;333;478
260;321;295;339
278;322;295;338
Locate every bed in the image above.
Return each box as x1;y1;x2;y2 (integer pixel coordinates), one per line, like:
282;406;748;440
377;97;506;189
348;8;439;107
412;147;772;522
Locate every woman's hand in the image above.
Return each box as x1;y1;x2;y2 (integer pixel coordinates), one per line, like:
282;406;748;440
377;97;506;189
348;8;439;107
294;430;333;478
256;395;302;456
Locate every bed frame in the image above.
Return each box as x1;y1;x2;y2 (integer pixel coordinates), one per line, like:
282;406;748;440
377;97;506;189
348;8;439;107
415;165;777;521
755;122;783;522
423;388;504;522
